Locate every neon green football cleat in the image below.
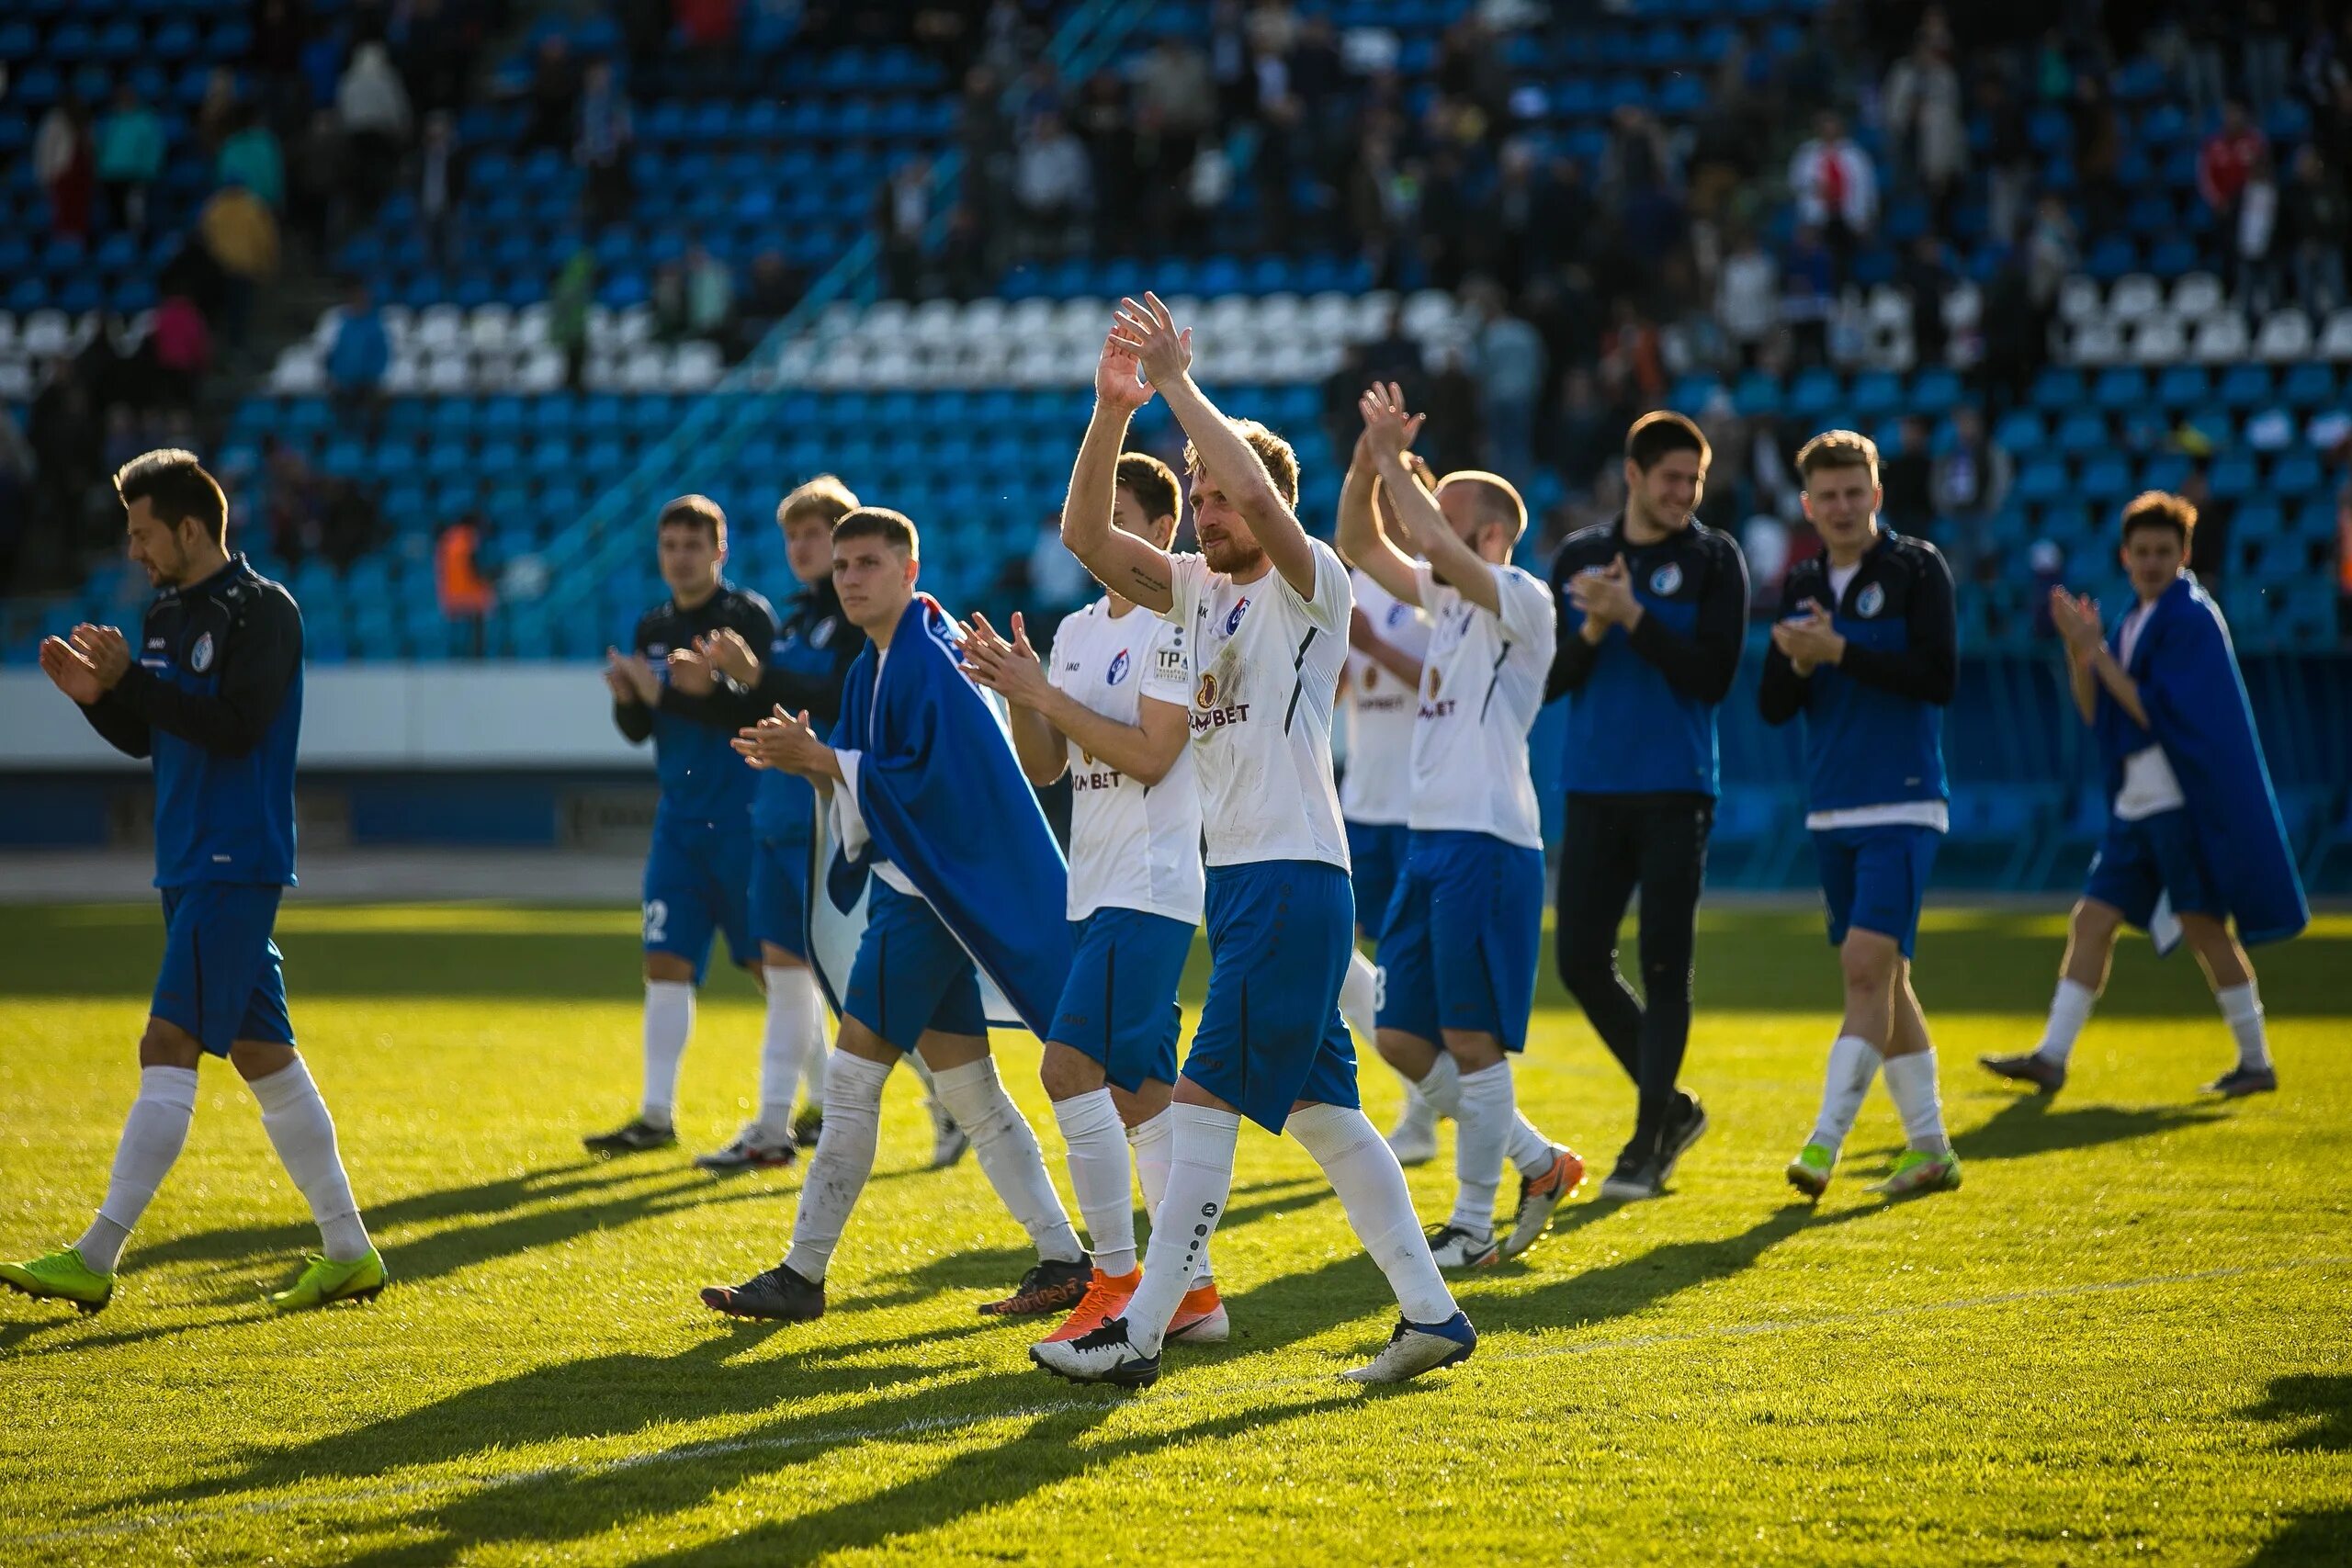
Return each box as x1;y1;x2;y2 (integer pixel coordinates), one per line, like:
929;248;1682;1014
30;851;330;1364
0;1247;116;1314
268;1248;389;1312
1784;1143;1836;1200
1866;1149;1962;1198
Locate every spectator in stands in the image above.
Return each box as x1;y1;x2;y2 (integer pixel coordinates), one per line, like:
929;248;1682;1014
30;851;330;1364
653;243;735;343
2233;147;2284;316
262;434;323;564
1780;223;1835;367
525;35;581;154
1136;35;1212;171
252;0;311;127
150;293;213;410
1012;112;1092;257
735;250;802;355
1787;110;1875;278
33;93;95;241
436;513;497;657
876;157;933;299
413;110;467;267
1930;405;2013;582
1883;13;1966;226
1470;282;1546;485
326;281;391;424
399;0;478;119
95;84;166;236
1902;235;1952;366
2285;145;2347;316
1552;367;1615;500
196;67;240;155
2071;74;2126;237
337;41;413;220
1881;416;1935;536
2025;192;2079;310
2198;99;2267;226
1420;344;1480;476
287;110;345;261
577;61;634;230
216;107;284;209
1715;228;1778;369
551;250;595;390
198;183;280;347
1977;73;2034;246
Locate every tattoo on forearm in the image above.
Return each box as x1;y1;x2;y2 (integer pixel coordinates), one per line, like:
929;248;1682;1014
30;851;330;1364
1131;570;1169;593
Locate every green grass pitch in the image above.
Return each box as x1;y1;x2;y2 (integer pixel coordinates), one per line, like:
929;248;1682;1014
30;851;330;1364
1;899;2347;1564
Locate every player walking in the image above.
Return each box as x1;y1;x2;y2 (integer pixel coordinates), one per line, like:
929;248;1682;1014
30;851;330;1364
1758;433;1962;1200
700;507;1090;1323
1340;385;1586;1265
4;451;383;1314
586;497;780;1156
1981;492;2306;1098
1031;299;1473;1388
962;441;1227;1348
1545;412;1749;1201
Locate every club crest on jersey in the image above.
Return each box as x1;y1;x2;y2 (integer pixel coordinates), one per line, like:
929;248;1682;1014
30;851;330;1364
1224;597;1250;636
1385;601;1411;628
1195;671;1218;709
1106;648;1131;684
1855;582;1886;618
188;632;215;673
809;616;836;648
1649;562;1684;596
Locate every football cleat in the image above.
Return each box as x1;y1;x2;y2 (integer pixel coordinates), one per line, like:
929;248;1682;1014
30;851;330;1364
1340;1311;1477;1383
1166;1280;1228;1343
1660;1092;1709;1180
1980;1051;2067;1093
928;1098;969;1169
977;1257;1091;1316
1500;1145;1586;1260
701;1262;825;1322
1599;1140;1669;1201
0;1247;114;1314
791;1103;825;1149
269;1247;389;1312
582;1116;677;1156
1867;1148;1962;1198
1784;1142;1835;1200
1385;1097;1441;1167
1029;1315;1160;1387
693;1126;797;1174
2203;1064;2278;1099
1041;1267;1140;1344
1425;1224;1499;1269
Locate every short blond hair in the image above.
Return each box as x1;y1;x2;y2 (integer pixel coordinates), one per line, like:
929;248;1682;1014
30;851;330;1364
1436;468;1529;543
779;473;859;529
1182;419;1300;508
2120;490;2198;546
1795;429;1881;484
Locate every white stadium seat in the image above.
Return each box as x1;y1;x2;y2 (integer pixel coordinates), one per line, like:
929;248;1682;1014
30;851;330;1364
2321;310;2352;358
414;304;463;354
424;352;472;394
514;302;550;346
2130;316;2187;363
2169;272;2225;320
514;347;565;393
2256;310;2313;361
2056;276;2103;325
2191;313;2250;362
382;353;424;395
1401;288;1455;339
21;310;72;358
0;311;17;354
2069;319;2124;365
2107;274;2163;321
1941;280;1982;333
469;304;514;355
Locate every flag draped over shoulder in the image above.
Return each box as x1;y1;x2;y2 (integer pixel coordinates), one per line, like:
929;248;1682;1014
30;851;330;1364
807;592;1073;1036
2097;574;2309;948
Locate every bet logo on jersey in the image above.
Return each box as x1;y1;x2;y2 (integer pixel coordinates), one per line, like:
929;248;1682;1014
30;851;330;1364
1106;648;1131;684
1650;562;1683;595
1855;582;1886;618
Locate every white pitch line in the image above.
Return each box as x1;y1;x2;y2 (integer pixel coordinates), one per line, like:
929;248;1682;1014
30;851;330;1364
28;1252;2352;1547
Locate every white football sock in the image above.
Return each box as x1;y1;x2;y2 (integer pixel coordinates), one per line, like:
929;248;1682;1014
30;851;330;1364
1288;1102;1457;1326
639;979;694;1127
2035;978;2097;1066
800;1020;831;1110
1339;948;1381;1041
783;1050;891;1281
1052;1088;1136;1277
931;1058;1083;1264
249;1058;371;1262
1449;1060;1513;1236
1809;1034;1884;1160
1413;1050;1464;1117
1126;1103;1239;1352
758;966;825;1142
77;1064;198;1273
1129;1108;1211;1284
1881;1049;1950;1156
2216;982;2270;1070
1506;1111;1555;1177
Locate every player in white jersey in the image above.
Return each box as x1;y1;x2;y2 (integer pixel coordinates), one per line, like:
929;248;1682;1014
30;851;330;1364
1340;383;1587;1266
1338;476;1443;1164
960;447;1228;1348
1030;297;1473;1388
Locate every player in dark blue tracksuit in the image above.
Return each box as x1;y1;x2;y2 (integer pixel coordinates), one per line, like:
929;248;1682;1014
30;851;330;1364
1544;412;1748;1200
1758;431;1961;1201
3;450;382;1316
585;494;779;1155
684;477;871;1170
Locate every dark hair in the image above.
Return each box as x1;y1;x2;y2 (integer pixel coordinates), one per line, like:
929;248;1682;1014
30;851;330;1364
1795;428;1881;483
1625;410;1711;472
778;473;859;529
1114;451;1181;526
832;505;921;561
2120;491;2197;547
115;448;227;549
657;493;727;546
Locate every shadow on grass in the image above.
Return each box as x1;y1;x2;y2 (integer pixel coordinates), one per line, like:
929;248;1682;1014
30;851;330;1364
1949;1094;2229;1165
2244;1373;2352;1565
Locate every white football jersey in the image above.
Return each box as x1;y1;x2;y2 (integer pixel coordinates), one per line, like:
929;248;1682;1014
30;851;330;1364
1046;596;1205;924
1340;567;1431;826
1407;559;1555;850
1160;540;1353;870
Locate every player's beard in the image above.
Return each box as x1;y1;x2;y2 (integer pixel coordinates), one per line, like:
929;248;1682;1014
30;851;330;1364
1203;535;1265;575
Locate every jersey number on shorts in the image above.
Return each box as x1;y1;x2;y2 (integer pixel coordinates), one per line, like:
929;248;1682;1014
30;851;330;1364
642;899;669;945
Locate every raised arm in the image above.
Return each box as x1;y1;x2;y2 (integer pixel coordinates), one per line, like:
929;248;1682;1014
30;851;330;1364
1363;381;1508;618
1113;293;1322;603
1334;428;1417;602
1061;337;1176;613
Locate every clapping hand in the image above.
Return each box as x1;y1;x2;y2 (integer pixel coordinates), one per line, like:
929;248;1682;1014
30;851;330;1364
2050;587;2104;655
39;635;107;704
1568;556;1641;637
959;610;1051;708
71;624;131;688
732;705;831;775
1094;334;1156;415
1771;601;1844;674
667;646;716;696
1107;293;1193;388
605;648;659;705
698;628;761;685
1357;381;1425;464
